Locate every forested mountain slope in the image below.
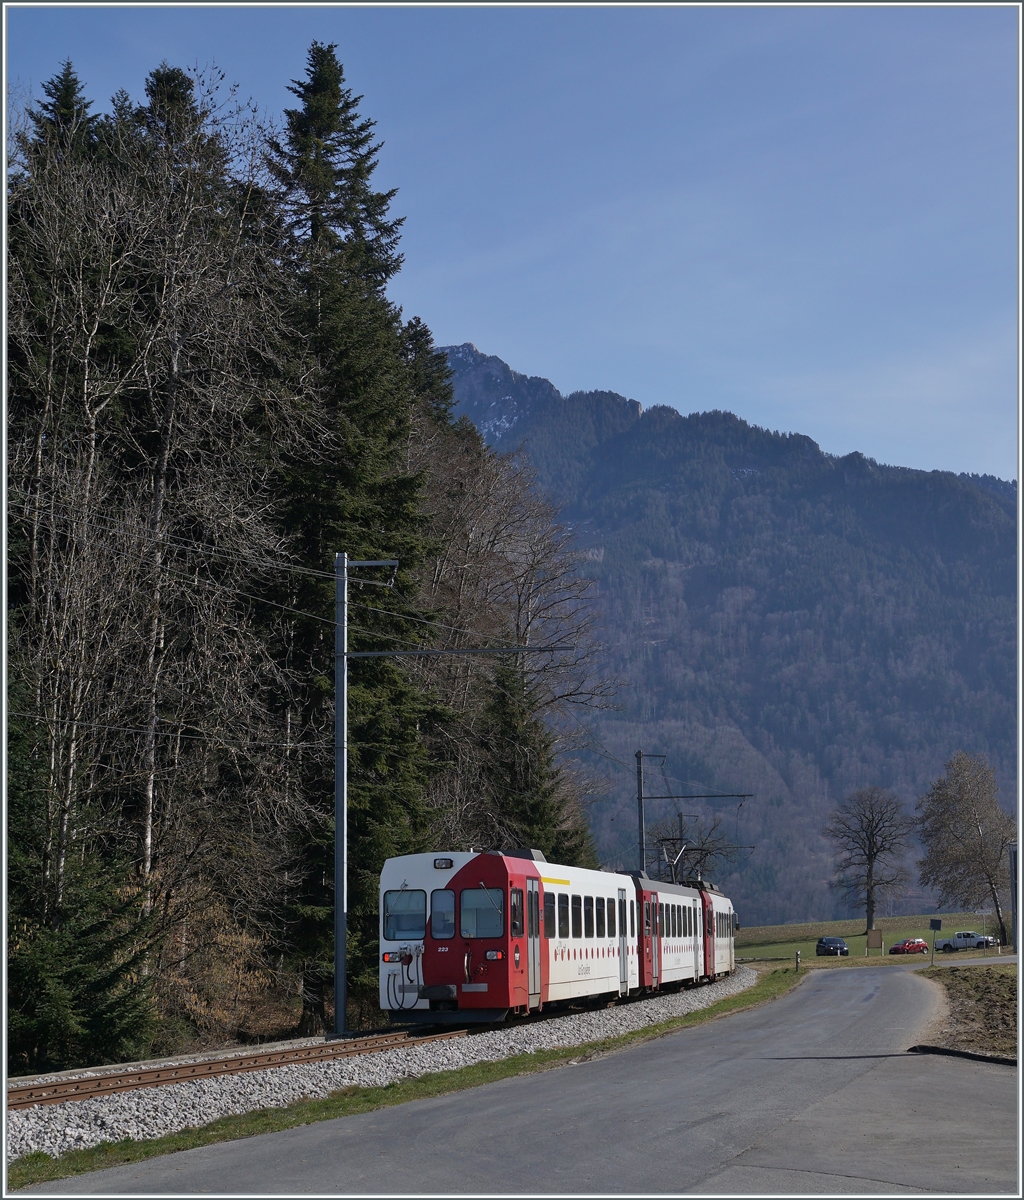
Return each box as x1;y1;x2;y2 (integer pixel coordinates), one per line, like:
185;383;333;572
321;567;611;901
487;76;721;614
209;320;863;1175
442;343;1017;924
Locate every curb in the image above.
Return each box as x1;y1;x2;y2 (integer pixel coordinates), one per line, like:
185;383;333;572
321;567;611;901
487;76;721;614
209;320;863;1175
907;1043;1017;1067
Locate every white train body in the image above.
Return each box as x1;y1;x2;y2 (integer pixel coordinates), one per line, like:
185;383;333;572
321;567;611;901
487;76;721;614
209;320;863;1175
379;850;735;1024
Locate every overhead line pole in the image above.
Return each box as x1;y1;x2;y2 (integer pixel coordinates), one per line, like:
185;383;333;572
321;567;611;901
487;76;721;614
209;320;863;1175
636;745;751;877
333;552;570;1039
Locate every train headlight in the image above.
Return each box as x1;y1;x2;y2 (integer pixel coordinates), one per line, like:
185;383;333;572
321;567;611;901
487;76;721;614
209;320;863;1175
485;950;504;961
382;952;405;962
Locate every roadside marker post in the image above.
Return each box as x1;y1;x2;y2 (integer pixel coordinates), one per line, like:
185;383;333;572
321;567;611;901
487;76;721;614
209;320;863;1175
929;918;942;966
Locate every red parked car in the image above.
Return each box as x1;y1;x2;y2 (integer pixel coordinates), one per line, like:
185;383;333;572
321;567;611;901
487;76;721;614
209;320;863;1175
889;938;929;955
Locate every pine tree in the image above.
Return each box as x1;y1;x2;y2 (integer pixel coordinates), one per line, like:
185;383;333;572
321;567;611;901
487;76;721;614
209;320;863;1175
27;59;100;153
267;42;439;1031
479;665;598;867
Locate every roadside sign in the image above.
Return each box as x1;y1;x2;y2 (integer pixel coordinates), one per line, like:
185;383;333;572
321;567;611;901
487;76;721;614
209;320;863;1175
866;929;882;952
929;918;942;931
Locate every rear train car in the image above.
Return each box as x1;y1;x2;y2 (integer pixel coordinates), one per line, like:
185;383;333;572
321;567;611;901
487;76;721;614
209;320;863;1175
379;851;735;1025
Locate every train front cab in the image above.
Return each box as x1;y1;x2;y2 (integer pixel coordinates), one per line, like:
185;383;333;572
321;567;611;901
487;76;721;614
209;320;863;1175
414;851;545;1023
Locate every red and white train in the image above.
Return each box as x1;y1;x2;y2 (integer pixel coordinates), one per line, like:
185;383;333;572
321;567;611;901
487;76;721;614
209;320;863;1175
379;849;737;1023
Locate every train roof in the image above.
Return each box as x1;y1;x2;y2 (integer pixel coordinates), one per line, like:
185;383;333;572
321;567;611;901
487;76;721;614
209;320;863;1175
626;871;728;899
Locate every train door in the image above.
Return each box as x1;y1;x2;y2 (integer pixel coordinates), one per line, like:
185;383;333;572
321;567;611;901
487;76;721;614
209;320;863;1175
527;877;541;1010
650;892;660;988
701;891;715;978
692;901;701;980
617;887;628;995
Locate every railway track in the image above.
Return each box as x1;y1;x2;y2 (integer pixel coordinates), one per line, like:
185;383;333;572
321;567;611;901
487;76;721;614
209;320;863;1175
7;1029;466;1110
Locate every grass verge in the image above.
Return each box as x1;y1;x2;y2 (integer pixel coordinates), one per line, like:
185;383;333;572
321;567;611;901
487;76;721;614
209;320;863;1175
8;968;801;1191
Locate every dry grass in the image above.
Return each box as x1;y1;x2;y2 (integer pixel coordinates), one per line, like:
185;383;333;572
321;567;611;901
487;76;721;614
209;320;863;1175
919;964;1017;1059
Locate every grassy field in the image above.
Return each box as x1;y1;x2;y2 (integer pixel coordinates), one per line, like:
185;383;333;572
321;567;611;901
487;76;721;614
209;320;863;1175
8;968;802;1191
737;912;1007;965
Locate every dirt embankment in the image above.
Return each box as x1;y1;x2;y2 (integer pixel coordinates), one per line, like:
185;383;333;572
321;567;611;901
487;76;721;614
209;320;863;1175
919;965;1017;1060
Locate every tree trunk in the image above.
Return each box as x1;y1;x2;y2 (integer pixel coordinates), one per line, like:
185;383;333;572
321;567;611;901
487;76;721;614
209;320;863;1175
298;973;328;1036
864;861;876;931
988;880;1009;946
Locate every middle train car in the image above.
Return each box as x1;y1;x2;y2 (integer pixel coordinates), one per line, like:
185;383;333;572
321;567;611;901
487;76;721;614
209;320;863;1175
379;850;735;1024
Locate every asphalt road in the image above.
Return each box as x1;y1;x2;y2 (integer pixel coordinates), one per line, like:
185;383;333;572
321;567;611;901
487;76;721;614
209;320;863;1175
26;965;1018;1196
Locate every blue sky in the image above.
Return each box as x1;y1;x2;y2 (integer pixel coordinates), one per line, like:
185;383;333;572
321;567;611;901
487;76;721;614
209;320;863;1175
7;4;1019;479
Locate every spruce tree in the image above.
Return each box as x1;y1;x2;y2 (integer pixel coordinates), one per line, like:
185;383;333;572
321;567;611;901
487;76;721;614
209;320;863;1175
27;59;100;152
479;665;598;867
267;42;439;1030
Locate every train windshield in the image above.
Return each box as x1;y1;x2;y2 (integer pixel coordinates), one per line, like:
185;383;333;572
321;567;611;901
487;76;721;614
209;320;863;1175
460;888;504;937
430;889;455;938
383;889;426;940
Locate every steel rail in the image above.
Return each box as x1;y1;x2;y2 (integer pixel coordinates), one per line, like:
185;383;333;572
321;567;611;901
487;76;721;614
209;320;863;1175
7;1029;466;1110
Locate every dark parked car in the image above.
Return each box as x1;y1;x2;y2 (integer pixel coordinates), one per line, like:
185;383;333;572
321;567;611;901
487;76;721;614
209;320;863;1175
816;937;849;956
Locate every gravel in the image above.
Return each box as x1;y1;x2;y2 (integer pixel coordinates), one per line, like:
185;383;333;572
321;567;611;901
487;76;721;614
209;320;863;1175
8;967;756;1163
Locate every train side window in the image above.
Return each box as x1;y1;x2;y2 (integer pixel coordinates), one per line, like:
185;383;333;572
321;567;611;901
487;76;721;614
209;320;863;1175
584;896;594;938
571;895;582;938
624;898;631;937
643;901;651;936
674;906;679;938
658;903;665;937
528;888;538;938
430;889;455;939
544;893;556;938
558;893;570;938
595;897;605;938
607;899;616;938
687;907;692;937
510;888;524;939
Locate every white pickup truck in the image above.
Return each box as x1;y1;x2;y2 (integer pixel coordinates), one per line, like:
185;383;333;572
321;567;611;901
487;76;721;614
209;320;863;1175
934;929;997;952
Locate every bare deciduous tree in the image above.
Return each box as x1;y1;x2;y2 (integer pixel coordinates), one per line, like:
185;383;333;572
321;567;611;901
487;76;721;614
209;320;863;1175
649;812;747;884
8;65;319;1044
823;787;911;931
406;417;613;854
917;752;1015;945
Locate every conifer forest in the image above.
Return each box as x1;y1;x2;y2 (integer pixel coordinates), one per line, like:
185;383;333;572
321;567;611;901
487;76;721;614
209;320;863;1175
7;47;604;1073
